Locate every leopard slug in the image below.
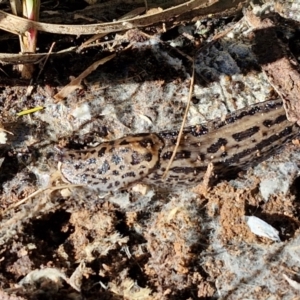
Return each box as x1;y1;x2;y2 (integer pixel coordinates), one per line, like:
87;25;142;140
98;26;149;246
59;99;299;191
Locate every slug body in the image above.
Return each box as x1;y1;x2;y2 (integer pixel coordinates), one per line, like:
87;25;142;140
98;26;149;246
60;99;299;191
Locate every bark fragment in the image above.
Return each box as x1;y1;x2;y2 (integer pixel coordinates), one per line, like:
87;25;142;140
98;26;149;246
246;10;300;125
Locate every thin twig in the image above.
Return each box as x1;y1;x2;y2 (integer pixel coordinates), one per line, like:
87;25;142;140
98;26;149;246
162;62;195;179
36;41;55;81
0;184;85;217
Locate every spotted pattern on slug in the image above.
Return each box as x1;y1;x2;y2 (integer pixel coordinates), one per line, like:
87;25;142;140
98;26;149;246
59;99;299;191
143;99;299;188
60;133;164;191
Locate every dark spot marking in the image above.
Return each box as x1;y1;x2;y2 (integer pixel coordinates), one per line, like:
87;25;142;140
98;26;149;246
88;158;96;164
174;150;191;160
232;126;260;142
139;138;155;148
80;174;87;181
162;151;172;160
263;114;286;127
107;183;113;189
264;101;280;110
112;170;119;176
190;125;209;137
150;173;161;180
97;160;110;174
119;148;129;154
139;171;145;176
275;114;287;124
115;181;120;187
197;153;206;161
98;147;106;157
111;154;122;165
158;130;179;140
169;175;179;179
144;152;153;162
122;172;136;178
225;116;236;124
221;152;228;158
101;178;108;184
119;165;125;170
263;119;273;127
131;151;141;165
74;163;84;170
170;166;208;174
131;151;153;165
136;132;154;137
119;139;130;146
207;138;228;153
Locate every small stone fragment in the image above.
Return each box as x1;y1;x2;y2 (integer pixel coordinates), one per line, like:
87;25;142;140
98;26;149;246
245;216;281;242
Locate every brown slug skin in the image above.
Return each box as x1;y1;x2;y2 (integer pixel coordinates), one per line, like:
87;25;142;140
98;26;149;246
60;99;299;191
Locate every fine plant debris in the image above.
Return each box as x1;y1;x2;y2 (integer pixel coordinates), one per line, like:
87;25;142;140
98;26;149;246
0;0;300;299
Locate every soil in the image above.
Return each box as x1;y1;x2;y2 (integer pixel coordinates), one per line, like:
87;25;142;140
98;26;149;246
1;1;300;299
